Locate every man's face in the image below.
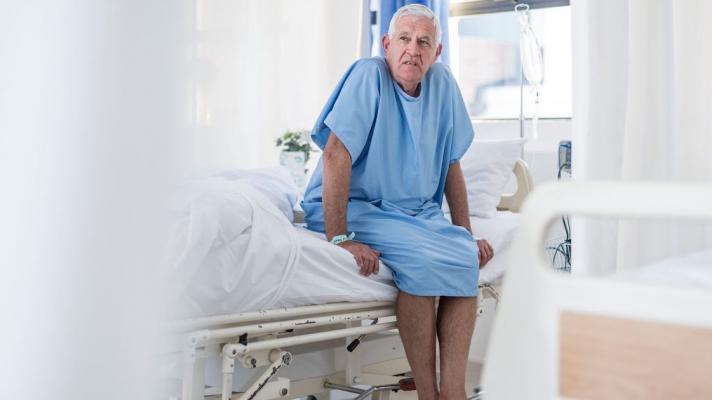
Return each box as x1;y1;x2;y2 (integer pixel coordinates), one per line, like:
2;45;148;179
382;15;442;91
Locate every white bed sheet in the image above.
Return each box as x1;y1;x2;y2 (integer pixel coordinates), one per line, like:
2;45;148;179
168;177;521;319
470;211;521;284
618;249;712;290
298;210;520;288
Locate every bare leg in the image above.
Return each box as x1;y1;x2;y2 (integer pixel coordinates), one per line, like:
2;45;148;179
436;296;477;400
397;291;438;400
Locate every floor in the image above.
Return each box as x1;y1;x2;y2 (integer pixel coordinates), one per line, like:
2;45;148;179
391;361;483;400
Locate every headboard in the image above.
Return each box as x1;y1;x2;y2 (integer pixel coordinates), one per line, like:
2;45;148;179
497;159;534;213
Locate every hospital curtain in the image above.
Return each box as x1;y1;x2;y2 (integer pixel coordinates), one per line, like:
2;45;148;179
1;1;190;398
192;0;362;169
572;0;712;274
377;0;450;64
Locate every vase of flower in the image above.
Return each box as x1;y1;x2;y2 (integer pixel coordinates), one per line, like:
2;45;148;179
276;130;313;189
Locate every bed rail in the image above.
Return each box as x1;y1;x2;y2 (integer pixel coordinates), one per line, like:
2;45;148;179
483;181;712;399
168;301;394;332
178;301;399;400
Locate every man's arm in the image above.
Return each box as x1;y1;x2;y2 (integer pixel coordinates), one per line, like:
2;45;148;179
322;133;351;241
323;132;380;276
444;161;472;234
444;161;493;268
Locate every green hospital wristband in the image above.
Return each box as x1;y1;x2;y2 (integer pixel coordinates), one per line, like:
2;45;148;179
330;232;355;245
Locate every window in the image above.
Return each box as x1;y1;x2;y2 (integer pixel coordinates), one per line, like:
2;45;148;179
449;1;571;119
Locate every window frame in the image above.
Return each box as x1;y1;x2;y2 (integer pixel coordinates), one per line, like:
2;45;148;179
450;0;570;17
449;0;571;121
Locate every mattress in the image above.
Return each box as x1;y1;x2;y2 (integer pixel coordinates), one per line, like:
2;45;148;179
168;177;520;319
618;249;712;290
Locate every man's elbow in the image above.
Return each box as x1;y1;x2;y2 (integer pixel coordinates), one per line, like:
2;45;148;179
324;142;351;166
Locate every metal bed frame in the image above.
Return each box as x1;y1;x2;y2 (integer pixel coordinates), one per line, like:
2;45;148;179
172;288;500;400
169;160;531;400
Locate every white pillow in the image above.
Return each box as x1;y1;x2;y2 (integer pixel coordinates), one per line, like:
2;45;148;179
459;139;525;218
209;167;298;221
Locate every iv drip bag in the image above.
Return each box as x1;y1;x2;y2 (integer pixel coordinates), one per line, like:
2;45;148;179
517;5;543;86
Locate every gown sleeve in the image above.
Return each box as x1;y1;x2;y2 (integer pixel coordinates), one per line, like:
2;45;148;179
448;73;475;163
310;59;381;165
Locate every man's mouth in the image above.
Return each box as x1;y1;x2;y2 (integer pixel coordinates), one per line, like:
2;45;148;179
403;60;418;66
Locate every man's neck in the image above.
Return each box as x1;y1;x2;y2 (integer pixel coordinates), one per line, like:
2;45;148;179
398;81;421;97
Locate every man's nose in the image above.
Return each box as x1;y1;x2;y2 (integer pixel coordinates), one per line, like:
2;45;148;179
406;40;419;55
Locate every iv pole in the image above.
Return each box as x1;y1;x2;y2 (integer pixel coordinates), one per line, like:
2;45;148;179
515;3;543;144
517;3;529;142
519;57;524;141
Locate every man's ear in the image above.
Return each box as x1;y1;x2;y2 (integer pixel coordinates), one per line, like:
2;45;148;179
435;43;442;59
381;34;390;53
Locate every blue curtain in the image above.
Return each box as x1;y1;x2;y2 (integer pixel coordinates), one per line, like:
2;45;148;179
376;0;450;64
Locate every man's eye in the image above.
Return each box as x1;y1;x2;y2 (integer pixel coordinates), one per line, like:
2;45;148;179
399;36;409;41
419;40;430;47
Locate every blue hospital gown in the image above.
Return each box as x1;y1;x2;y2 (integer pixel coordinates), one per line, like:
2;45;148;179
302;57;478;297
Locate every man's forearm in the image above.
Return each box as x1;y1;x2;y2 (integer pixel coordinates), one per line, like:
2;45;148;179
444;161;472;234
322;133;352;241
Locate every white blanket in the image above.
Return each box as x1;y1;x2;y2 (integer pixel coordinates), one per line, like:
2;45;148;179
167;178;521;318
167;178;397;318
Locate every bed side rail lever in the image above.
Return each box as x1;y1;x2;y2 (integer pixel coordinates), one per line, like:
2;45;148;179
346;319;378;352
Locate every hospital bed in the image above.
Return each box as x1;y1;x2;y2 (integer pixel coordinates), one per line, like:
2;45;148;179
482;182;712;399
165;159;533;400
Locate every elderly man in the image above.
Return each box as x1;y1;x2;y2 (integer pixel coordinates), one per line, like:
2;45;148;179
301;4;493;399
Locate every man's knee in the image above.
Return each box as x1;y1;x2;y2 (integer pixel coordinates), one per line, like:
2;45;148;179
397;291;435;306
396;292;436;316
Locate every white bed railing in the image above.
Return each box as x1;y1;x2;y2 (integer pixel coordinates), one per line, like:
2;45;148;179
176;301;400;400
169;301;395;332
482;181;712;399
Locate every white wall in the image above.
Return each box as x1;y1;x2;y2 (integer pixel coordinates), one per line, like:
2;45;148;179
189;0;363;170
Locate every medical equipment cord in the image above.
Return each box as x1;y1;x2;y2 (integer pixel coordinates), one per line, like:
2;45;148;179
546;162;572;272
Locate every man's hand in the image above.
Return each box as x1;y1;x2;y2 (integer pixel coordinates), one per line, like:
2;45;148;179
338;241;381;276
477;239;494;268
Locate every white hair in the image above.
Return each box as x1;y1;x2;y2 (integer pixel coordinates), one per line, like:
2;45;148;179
387;4;441;44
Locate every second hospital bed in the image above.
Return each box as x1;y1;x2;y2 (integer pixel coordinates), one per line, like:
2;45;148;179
165;158;533;400
482;182;712;399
